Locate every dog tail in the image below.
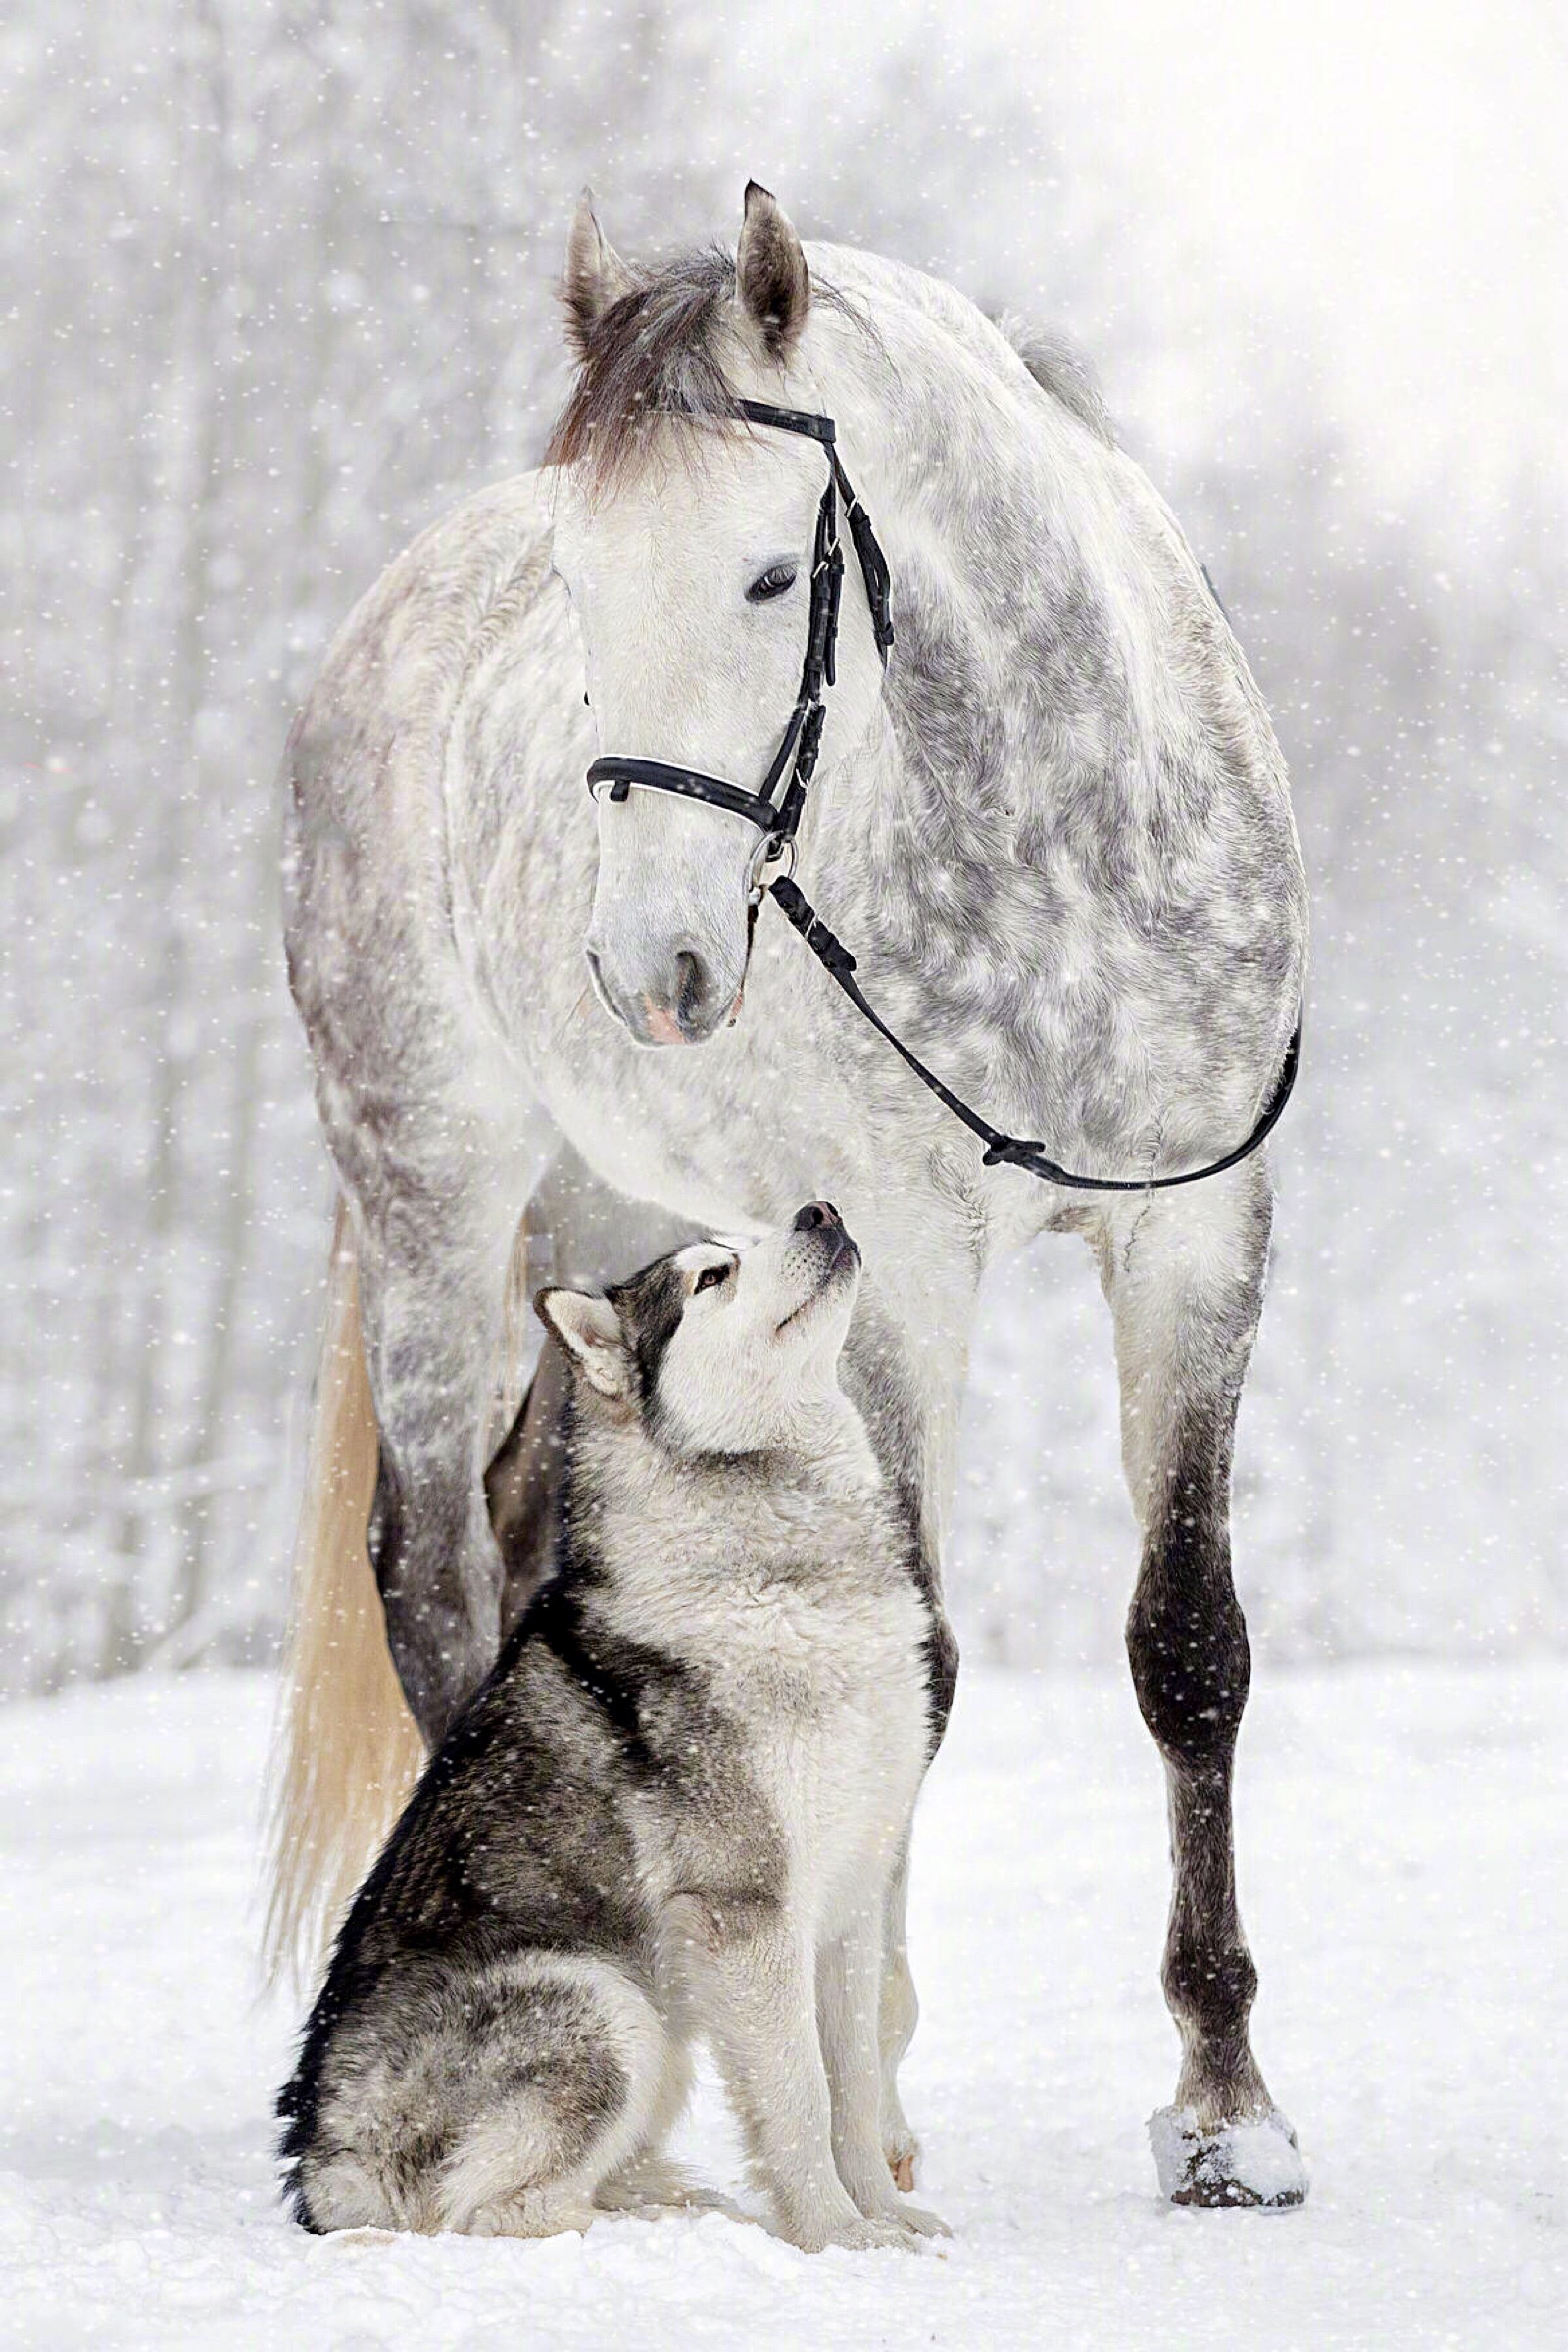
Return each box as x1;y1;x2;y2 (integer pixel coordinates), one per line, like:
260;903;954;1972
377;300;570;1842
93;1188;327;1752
262;1198;424;1991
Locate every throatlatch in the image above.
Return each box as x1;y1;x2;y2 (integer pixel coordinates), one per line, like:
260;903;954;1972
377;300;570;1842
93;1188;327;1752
585;399;1300;1195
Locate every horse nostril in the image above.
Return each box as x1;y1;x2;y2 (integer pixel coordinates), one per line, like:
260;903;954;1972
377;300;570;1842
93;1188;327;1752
585;943;639;1035
584;944;613;1011
793;1200;841;1232
673;948;711;1035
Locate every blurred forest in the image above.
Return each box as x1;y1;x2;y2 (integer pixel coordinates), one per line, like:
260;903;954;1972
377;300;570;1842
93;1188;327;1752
2;0;1563;1690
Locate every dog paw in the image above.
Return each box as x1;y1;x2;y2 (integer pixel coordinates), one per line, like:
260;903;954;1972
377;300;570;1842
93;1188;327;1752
1149;2103;1308;2209
846;2178;952;2244
796;2210;920;2254
885;2197;951;2242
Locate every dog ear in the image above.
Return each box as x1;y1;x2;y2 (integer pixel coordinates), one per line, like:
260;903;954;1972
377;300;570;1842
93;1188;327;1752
561;189;634;358
735;180;809;359
534;1286;631;1398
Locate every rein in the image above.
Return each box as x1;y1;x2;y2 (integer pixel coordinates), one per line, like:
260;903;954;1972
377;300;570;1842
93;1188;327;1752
585;398;1301;1194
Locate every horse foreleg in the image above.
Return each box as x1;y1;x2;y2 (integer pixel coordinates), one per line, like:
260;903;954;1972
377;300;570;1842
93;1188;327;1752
1098;1163;1307;2208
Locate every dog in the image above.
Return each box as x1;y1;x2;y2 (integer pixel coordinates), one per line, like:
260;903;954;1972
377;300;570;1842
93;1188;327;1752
278;1202;949;2250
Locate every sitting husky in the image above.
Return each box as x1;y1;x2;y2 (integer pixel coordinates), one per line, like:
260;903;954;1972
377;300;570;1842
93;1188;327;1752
279;1203;948;2250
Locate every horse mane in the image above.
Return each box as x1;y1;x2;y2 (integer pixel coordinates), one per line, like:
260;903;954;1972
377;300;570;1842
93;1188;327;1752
545;245;742;486
544;243;881;489
543;236;1114;485
993;312;1116;446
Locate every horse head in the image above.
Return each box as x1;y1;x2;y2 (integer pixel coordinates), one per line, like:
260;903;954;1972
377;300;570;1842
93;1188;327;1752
548;184;884;1047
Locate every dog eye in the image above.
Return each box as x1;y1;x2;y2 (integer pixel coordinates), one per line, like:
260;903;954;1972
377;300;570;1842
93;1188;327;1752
693;1263;730;1294
746;564;797;605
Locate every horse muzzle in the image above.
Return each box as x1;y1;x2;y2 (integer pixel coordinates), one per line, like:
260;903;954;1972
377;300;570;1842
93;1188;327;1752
583;936;742;1048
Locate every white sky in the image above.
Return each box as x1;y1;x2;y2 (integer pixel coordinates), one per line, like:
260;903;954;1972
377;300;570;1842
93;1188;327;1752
1053;0;1566;513
730;0;1567;530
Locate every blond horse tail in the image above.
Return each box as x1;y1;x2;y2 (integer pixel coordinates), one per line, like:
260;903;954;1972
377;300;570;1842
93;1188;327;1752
262;1199;424;1991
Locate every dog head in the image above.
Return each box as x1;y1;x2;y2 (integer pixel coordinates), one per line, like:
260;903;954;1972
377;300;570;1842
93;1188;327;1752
535;1201;860;1457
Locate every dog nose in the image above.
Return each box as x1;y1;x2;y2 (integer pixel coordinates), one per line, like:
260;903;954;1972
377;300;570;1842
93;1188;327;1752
793;1200;842;1232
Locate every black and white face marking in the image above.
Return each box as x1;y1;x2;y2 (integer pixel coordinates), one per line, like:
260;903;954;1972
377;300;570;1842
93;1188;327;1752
535;1203;861;1456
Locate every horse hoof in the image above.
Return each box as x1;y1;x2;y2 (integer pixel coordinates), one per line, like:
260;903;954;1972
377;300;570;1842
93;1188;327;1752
889;2150;916;2194
1149;2104;1308;2209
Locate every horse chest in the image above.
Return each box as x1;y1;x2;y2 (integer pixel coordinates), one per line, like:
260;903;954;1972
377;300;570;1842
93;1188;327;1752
526;940;954;1244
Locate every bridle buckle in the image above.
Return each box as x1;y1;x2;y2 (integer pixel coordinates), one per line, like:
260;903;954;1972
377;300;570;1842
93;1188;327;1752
747;830;796;906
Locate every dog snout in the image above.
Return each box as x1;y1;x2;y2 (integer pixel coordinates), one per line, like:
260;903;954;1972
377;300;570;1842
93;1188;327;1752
793;1200;842;1233
791;1200;859;1274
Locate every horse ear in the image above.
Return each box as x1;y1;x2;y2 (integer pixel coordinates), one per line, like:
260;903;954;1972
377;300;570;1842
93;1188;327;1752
735;181;809;359
561;190;633;358
535;1285;632;1399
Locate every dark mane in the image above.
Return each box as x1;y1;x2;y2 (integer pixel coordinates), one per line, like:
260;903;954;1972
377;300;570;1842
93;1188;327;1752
544;244;876;488
544;245;746;487
994;310;1116;446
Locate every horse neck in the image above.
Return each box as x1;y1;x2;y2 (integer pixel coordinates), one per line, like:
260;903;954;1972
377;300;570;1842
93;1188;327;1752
809;265;1218;861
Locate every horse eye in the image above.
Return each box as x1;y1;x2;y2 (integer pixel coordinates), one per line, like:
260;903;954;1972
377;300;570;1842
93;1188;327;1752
694;1263;730;1294
746;564;798;605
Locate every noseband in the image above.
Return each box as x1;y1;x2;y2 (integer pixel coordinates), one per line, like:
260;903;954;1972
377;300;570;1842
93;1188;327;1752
583;399;1301;1195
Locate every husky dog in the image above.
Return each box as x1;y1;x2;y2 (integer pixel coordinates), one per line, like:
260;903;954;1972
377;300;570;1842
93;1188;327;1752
278;1203;949;2251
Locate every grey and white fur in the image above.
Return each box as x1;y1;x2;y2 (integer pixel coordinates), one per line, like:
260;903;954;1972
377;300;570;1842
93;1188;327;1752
270;181;1310;2207
279;1206;950;2250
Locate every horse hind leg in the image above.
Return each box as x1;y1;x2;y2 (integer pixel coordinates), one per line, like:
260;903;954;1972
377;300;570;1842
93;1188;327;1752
264;1163;527;1986
1098;1164;1307;2209
354;1158;529;1746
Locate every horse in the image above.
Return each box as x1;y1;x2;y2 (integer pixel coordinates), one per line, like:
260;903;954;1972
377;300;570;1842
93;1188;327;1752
268;182;1309;2210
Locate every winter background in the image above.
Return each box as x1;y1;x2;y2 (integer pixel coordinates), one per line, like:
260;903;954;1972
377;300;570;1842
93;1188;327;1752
2;2;1564;2346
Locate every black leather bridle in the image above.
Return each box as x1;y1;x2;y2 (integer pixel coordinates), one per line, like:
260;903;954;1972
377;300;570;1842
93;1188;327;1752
587;399;892;859
584;398;1301;1194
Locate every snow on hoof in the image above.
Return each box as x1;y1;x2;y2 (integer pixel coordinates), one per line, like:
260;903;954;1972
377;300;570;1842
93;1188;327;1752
1149;2104;1308;2209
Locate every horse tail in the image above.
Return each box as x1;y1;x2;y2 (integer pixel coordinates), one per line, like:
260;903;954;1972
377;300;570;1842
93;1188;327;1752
262;1198;424;1991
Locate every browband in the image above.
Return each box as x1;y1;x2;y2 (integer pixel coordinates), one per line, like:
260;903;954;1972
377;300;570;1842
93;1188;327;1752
734;398;837;443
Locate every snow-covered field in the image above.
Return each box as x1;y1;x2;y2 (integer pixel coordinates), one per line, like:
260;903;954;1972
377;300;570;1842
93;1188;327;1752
1;1661;1563;2350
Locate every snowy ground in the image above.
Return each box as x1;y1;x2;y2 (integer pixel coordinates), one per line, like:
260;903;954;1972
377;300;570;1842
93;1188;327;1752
1;1662;1563;2351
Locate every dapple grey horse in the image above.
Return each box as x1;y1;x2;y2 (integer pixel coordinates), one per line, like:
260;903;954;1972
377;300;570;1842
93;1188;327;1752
270;184;1309;2209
